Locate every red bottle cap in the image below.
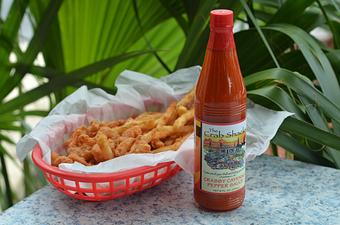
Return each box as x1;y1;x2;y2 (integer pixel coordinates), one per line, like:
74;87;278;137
210;9;233;28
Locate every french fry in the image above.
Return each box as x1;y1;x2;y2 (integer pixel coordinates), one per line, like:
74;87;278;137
68;153;90;166
122;126;142;138
139;130;154;143
156;102;177;127
176;125;194;135
163;137;175;146
135;112;162;121
106;119;127;128
153;126;175;140
176;105;188;116
130;139;151;153
52;155;73;166
53;88;195;167
173;108;194;130
115;118;156;134
176;88;195;108
77;134;96;146
93;132;114;162
98;127;119;139
151;139;165;149
114;137;135;157
152;133;191;153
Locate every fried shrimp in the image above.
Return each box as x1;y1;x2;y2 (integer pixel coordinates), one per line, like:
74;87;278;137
52;88;195;167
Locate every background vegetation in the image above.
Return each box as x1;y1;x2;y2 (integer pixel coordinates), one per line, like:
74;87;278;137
1;0;340;211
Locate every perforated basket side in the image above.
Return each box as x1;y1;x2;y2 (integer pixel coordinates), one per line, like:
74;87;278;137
32;145;181;201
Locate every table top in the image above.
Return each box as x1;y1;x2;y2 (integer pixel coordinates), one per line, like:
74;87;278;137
1;155;340;225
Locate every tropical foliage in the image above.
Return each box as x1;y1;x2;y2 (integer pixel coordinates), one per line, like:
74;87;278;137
0;0;340;210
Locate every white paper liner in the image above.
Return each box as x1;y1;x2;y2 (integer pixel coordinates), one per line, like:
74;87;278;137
17;66;293;176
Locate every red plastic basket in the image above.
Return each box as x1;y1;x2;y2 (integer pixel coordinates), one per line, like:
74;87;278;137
32;145;181;201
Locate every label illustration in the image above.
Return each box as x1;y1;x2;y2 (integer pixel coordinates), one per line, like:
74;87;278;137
197;119;246;193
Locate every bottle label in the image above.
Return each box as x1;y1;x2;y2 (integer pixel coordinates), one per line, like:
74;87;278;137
196;119;246;193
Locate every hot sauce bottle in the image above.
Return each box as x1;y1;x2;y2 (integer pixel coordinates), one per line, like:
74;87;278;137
194;9;247;211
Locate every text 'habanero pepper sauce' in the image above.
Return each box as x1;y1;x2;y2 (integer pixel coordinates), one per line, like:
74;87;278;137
194;9;247;211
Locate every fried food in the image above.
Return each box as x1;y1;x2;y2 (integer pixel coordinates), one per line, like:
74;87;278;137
121;126;142;138
152;133;192;153
114;137;135;156
177;88;194;109
68;153;90;166
51;151;74;166
156;102;177;127
130;139;151;153
94;132;114;162
173;108;194;130
176;105;188;116
51;88;195;167
98;127;119;139
106;119;127;128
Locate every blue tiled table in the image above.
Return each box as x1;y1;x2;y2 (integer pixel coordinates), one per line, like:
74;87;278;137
1;155;339;225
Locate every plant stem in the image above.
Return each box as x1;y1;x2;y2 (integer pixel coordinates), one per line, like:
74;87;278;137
271;143;278;156
240;0;281;68
246;0;255;28
132;0;172;73
0;152;13;208
23;159;33;195
19;85;33;196
316;0;340;48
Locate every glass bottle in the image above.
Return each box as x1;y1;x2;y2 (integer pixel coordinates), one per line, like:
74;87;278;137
194;9;247;211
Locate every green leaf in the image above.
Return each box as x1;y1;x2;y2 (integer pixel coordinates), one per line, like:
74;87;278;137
15;110;48;117
316;0;340;48
0;134;15;145
326;49;340;76
269;0;316;24
0;140;20;167
235;29;292;75
265;24;340;105
245;68;340;124
265;23;340;137
294;7;324;32
181;0;201;23
0;123;23;131
276;50;314;80
0;0;29;91
219;0;243;16
132;0;171;73
55;0;171;75
72;80;117;95
0;50;152;114
253;0;281;8
0;110;47;124
158;0;188;33
0;0;63;101
329;20;340;48
106;17;185;79
13;63;60;79
248;85;306;120
253;9;275;23
299;95;340;167
280;117;340;151
240;0;280;68
29;0;65;71
0;0;29;63
272;130;334;167
175;0;216;69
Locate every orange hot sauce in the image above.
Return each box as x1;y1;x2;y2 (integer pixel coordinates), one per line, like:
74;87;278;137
194;9;247;211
